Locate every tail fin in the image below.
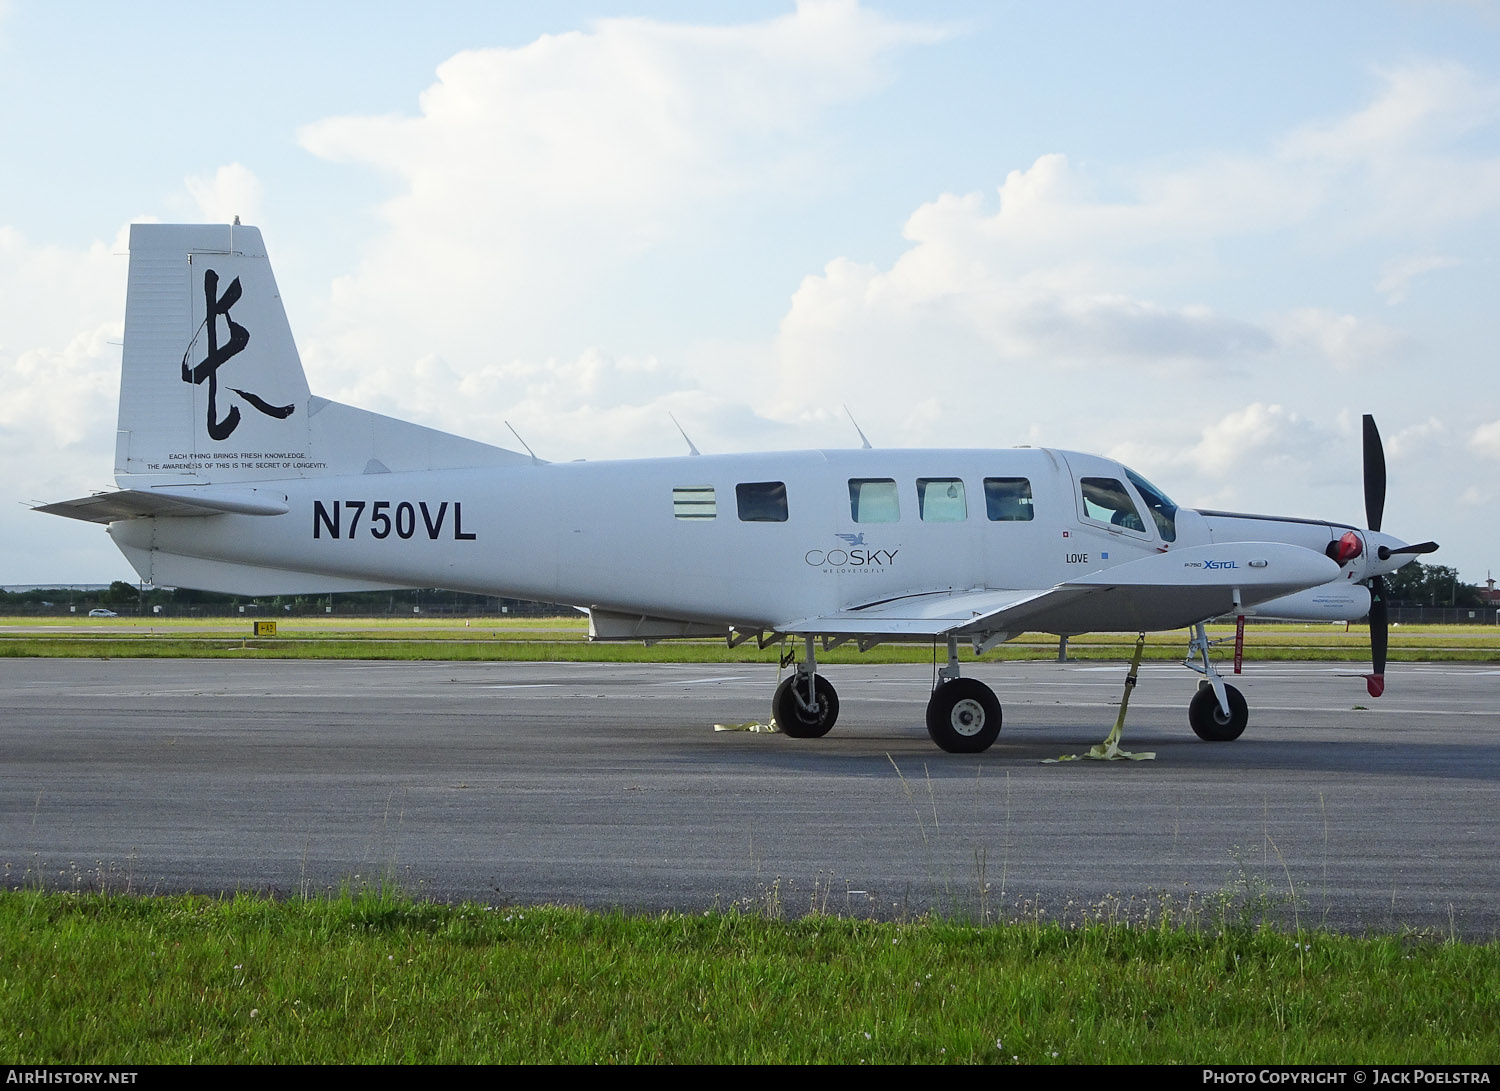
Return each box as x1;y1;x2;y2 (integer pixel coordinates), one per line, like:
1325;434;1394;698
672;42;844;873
115;223;526;487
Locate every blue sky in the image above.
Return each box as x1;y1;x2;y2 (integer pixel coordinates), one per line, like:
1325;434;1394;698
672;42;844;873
3;0;1498;586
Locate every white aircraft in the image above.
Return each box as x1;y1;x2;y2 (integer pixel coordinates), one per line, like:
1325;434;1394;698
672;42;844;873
39;224;1437;753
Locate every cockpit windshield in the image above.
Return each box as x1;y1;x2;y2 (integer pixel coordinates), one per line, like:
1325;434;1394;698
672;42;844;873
1124;467;1178;542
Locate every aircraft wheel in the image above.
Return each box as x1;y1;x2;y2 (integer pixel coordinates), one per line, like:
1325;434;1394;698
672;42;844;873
772;675;839;738
925;678;1002;754
1188;684;1248;741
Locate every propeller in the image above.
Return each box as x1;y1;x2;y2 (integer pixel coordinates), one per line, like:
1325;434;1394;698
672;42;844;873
1363;414;1386;533
1359;414;1438;699
1378;541;1439;560
1361;415;1389;698
1365;574;1388;698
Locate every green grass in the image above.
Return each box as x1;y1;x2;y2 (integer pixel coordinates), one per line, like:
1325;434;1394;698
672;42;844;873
2;889;1496;1064
1;617;1497;663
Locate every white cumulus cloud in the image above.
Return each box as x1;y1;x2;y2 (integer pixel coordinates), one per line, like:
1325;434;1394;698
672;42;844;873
1470;419;1500;459
295;0;946;421
185;163;265;227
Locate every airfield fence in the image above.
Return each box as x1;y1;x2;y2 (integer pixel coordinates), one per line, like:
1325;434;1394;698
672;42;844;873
1389;605;1500;625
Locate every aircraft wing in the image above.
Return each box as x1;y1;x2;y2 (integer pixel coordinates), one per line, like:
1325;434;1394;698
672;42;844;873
778;542;1341;640
33;486;291;522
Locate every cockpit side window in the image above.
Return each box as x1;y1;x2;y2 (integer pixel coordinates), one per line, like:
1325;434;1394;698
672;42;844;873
1080;477;1146;533
1124;468;1178;542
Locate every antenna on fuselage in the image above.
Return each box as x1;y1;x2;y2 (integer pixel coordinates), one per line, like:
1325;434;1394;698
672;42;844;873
668;412;701;456
843;405;873;450
504;420;543;465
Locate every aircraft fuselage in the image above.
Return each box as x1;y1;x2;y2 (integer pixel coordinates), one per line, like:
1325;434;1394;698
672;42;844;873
108;445;1403;637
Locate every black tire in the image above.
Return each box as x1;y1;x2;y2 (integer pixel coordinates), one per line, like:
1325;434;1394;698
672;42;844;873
1188;684;1248;741
772;674;839;738
925;678;1002;754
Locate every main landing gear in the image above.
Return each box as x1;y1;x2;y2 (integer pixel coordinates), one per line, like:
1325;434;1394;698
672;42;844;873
769;635;1004;753
771;636;839;738
1185;622;1248;741
925;637;1002;754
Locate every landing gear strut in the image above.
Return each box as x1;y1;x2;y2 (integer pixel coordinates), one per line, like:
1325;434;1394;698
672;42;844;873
1185;622;1248;741
925;637;1003;753
772;636;839;738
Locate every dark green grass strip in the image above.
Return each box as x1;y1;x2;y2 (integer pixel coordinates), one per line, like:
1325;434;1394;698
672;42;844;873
0;636;1493;663
2;890;1497;1064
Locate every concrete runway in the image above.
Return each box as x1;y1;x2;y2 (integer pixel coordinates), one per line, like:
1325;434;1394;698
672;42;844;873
2;657;1496;935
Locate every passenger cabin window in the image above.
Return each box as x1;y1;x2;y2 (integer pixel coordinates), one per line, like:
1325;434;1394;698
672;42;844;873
1080;477;1145;532
984;477;1034;521
848;478;899;523
672;486;716;521
736;481;789;522
917;478;967;522
1124;468;1178;542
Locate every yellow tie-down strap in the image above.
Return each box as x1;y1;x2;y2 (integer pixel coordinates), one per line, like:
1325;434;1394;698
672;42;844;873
714;721;781;734
1043;633;1156;763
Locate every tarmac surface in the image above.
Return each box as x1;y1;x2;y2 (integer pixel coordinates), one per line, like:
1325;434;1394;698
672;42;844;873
2;657;1497;935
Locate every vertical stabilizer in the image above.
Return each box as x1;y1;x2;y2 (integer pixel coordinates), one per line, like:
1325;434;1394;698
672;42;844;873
115;223;526;486
116;224;312;485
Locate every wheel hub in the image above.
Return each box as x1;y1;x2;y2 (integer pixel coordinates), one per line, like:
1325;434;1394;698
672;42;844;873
951;699;985;736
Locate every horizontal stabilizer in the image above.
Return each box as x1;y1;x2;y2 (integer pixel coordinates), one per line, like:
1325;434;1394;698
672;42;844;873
34;486;291;523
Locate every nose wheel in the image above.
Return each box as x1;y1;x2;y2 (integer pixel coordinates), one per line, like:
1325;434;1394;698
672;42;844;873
1188;683;1247;741
1183;622;1250;742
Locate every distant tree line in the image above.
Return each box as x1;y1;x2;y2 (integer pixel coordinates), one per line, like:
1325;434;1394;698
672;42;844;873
1382;562;1486;608
0;584;571;617
3;561;1487;615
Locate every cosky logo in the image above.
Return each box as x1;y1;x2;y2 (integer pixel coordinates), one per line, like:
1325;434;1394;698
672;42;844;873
805;533;898;568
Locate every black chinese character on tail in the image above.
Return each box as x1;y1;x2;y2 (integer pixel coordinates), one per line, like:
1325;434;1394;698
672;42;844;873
181;269;295;441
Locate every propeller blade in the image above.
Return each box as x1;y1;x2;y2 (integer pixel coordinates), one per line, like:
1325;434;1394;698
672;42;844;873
1364;573;1388;699
1378;541;1440;560
1363;414;1386;532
